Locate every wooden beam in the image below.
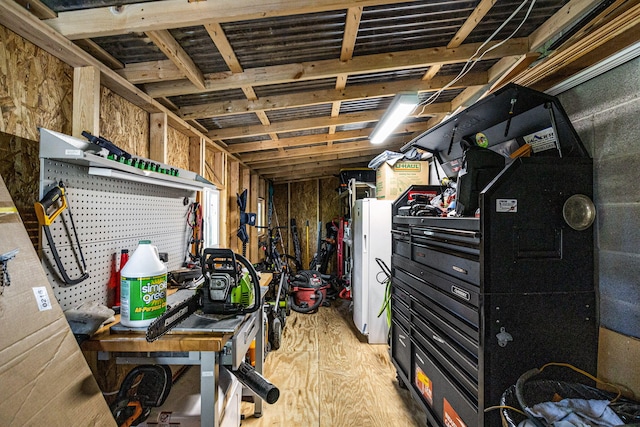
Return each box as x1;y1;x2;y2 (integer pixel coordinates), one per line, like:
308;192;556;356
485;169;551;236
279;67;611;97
447;0;496;48
72;66;101;138
178;74;484;120
73;39;124;70
116;59;185;84
212;150;227;188
487;52;540;93
227;122;431;154
142;38;528;97
204;22;243;73
45;0;428;40
520;2;640;90
340;6;362;61
146;30;206;90
208;104;449;140
528;0;605;51
227;159;240;253
189;136;205;175
241;137;407;163
13;0;56;19
150;112;168;163
421;64;441;81
249;146;394;167
228;129;370;153
255;156;375;175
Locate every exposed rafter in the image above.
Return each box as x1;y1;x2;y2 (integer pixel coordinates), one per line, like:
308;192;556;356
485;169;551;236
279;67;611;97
141;38;529;97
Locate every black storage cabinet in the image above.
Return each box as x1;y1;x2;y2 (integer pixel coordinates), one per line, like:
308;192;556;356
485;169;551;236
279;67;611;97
390;84;597;427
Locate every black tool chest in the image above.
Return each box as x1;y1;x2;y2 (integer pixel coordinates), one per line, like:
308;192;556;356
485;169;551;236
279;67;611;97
390;84;598;427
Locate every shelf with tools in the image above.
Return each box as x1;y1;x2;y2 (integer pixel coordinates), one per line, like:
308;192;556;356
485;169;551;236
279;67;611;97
39;128;217;193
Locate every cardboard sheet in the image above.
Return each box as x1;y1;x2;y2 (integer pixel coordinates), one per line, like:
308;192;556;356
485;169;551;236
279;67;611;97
0;176;115;426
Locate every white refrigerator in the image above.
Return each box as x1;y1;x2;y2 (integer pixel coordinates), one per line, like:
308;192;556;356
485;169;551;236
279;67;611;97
352;198;393;344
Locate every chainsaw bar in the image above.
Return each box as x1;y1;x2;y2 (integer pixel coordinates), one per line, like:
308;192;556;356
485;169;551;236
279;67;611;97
146;292;202;342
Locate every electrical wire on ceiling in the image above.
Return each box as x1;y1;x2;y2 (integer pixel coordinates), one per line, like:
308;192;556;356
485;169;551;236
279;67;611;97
416;0;537;116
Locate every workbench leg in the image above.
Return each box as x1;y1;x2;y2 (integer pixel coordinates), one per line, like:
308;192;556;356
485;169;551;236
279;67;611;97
254;309;264;417
201;352;219;427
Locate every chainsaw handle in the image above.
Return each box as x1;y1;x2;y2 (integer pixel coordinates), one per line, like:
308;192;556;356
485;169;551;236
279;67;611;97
34;184;67;226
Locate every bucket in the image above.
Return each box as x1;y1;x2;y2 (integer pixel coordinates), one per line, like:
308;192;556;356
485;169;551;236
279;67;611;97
120;240;167;327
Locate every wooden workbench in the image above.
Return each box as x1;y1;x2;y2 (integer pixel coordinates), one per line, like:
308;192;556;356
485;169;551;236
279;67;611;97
82;272;272;427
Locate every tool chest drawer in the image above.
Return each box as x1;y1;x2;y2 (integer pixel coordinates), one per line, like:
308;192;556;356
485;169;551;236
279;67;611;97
394;253;480;306
412;343;477;427
411;316;478;392
411;240;479;286
394;266;479;330
412;301;478;361
391;295;410;331
392;237;412;259
410;225;480;255
391;272;412;307
400;255;480;307
391;320;411;379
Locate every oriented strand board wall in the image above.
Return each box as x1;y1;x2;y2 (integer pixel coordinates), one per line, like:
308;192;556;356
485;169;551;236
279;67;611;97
0;25;72;139
167;126;189;170
0;132;40;246
99;87;149;157
288;181;316;268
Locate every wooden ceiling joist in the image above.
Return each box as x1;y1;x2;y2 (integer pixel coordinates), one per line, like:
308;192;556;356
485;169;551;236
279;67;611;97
227;121;432;154
44;0;428;39
145;30;206;90
241;137;407;163
142;38;528;98
207;104;448;140
249;146;391;167
178;73;486;120
255;156;374;176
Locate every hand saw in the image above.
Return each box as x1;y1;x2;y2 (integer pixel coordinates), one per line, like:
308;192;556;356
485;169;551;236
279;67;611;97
34;181;89;285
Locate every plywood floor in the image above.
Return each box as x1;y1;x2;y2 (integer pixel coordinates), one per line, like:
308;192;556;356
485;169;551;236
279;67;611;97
241;299;426;427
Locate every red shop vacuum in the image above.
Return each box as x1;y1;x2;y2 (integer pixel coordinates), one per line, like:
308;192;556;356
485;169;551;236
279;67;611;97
289;270;330;313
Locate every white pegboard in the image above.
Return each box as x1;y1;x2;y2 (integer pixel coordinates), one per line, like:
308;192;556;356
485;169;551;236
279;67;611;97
40;159;196;310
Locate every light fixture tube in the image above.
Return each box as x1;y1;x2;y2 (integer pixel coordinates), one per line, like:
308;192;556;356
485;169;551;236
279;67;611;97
370;92;419;145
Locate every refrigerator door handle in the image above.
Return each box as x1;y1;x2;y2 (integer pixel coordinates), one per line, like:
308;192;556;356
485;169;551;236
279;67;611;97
363;233;367;253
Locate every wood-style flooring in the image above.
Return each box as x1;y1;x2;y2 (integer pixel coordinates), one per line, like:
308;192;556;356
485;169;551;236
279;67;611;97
241;299;426;426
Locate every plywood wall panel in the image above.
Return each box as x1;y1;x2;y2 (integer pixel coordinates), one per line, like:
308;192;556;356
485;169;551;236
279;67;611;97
272;183;291;256
0;25;72;140
0;132;40;247
289;180;318;268
99;87;149;158
167;126;189;170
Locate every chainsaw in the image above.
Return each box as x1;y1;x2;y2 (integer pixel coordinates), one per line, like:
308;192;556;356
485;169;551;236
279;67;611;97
34;181;89;285
146;248;261;342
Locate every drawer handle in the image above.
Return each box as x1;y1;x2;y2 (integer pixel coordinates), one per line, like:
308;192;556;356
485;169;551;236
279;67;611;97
398;335;407;347
415;353;425;364
432;334;445;344
452;265;467;275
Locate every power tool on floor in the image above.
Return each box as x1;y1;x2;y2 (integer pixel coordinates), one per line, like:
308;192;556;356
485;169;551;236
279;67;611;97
146;248;261;342
110;364;172;427
34;181;89;285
